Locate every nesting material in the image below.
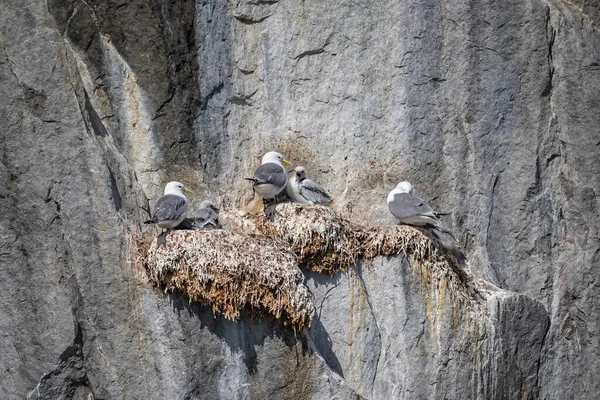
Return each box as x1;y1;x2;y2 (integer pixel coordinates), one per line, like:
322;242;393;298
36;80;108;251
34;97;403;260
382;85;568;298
257;204;472;290
262;203;361;273
360;225;473;291
218;211;260;234
140;203;474;330
145;230;314;331
360;225;433;260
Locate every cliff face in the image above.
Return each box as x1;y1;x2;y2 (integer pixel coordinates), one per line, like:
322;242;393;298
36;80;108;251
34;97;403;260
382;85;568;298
0;0;598;399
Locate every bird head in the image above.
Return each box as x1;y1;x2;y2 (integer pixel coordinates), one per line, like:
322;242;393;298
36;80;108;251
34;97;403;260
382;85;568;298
164;181;191;196
395;181;413;194
294;166;307;182
262;151;292;167
200;200;219;212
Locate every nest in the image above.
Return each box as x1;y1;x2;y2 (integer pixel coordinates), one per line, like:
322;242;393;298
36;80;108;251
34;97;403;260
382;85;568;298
254;204;472;288
257;204;361;273
262;204;475;306
145;230;314;332
359;225;434;260
137;204;475;332
252;203;424;273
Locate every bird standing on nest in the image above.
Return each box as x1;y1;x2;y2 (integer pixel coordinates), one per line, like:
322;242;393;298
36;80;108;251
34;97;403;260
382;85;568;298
387;181;448;226
145;181;192;235
245;151;292;206
387;181;470;282
286;166;333;205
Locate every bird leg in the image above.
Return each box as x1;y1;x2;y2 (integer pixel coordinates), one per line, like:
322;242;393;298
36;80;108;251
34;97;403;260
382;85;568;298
157;229;168;247
262;198;279;220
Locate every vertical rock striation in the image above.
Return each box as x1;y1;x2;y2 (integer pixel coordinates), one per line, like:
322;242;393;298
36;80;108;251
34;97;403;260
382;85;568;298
0;0;598;398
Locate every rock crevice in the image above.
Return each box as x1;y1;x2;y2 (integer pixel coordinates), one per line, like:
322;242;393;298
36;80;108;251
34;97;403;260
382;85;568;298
1;0;598;398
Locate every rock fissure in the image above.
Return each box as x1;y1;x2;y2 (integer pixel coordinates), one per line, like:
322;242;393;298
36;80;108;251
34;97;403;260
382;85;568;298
1;0;597;398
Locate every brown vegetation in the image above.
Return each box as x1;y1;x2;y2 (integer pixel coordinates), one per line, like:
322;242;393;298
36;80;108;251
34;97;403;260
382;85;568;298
138;203;474;333
143;230;314;332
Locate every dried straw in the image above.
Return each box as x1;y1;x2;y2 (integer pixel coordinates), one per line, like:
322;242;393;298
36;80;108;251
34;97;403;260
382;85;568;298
255;204;473;293
145;230;314;331
139;203;476;332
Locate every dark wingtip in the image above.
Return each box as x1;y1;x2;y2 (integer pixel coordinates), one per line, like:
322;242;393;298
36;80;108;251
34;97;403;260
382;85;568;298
144;220;154;224
244;177;256;182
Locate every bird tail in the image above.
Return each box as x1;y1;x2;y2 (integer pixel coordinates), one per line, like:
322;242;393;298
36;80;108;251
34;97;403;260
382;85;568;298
144;218;156;225
426;226;470;281
416;226;481;298
244;177;257;183
434;212;451;217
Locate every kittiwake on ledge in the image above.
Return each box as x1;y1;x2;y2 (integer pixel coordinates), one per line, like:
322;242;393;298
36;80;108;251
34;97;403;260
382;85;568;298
145;181;192;233
184;200;221;230
387;181;448;226
245;151;292;205
286;166;333;206
387;181;467;271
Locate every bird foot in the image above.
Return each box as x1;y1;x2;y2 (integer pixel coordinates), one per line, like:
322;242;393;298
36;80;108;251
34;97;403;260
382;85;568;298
263;202;278;220
157;231;168;247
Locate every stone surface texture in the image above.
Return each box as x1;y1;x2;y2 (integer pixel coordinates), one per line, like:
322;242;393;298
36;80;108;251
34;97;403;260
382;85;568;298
0;0;598;399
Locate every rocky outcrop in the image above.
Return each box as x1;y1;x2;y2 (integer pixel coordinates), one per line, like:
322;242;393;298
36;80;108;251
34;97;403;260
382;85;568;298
307;260;549;399
0;0;598;398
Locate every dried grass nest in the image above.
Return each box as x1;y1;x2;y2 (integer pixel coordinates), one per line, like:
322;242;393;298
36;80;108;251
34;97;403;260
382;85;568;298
253;203;466;277
139;203;473;332
144;230;314;332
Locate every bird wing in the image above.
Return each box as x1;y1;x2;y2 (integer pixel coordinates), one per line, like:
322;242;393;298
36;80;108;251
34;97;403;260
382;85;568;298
252;163;287;187
192;208;220;229
299;179;333;204
388;193;436;219
153;194;188;222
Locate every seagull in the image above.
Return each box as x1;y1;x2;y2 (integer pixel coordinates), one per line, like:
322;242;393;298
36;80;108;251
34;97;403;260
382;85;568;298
286;166;333;205
144;181;192;233
188;200;221;230
388;181;469;280
387;181;448;226
245;151;292;204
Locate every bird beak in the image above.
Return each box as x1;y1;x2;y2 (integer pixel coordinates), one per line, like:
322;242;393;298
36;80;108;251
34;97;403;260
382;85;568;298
185;188;193;194
283;160;292;167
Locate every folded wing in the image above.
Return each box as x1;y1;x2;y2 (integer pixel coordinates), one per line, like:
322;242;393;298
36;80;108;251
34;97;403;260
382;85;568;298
152;194;189;223
252;163;287;187
389;193;437;221
191;207;220;229
299;179;333;205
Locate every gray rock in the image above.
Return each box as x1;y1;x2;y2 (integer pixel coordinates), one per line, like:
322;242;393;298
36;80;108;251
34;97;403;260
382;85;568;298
0;0;598;398
307;258;549;400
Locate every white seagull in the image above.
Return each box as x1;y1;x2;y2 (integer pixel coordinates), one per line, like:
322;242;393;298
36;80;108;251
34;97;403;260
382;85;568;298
245;151;292;203
387;181;447;226
286;166;333;205
145;181;192;232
